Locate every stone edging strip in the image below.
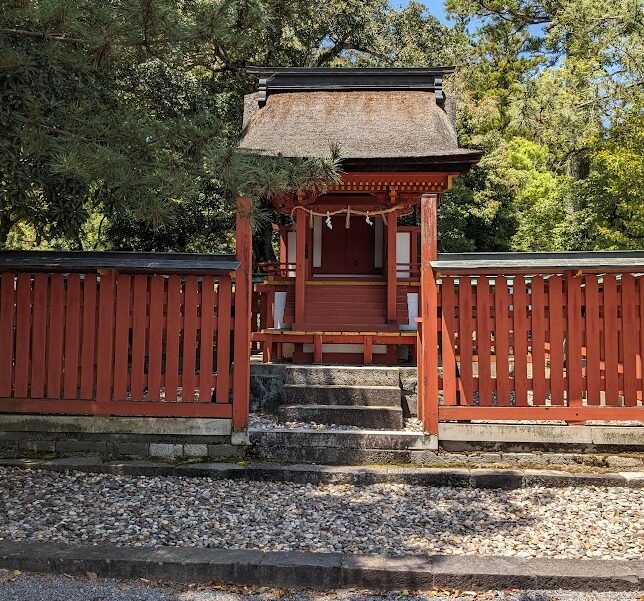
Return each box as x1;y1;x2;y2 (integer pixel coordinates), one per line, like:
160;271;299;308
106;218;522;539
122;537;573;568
0;542;642;591
1;456;643;488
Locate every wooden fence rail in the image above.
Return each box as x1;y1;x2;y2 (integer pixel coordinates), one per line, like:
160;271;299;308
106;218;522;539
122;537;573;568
0;245;253;427
432;270;644;424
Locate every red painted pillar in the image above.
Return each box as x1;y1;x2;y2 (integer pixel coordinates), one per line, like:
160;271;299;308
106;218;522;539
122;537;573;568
294;210;307;328
419;194;439;435
233;196;252;430
386;209;398;323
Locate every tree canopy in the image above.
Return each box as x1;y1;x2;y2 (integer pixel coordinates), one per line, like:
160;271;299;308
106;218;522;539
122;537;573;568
1;0;642;254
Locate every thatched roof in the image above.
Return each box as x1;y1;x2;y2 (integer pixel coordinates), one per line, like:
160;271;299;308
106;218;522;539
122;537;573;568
239;70;482;170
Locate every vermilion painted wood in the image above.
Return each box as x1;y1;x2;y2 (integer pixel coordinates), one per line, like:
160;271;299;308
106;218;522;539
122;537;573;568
295;212;306;326
387;210;398;322
548;276;565;405
13;273;32;398
146;275;164;401
476;277;493;406
181;276;198;402
512;276;528;406
80;274;98;399
566;273;583;407
584;275;601;405
30;273;48;399
364;336;373;364
0;273;15;397
95;271;116;402
164;275;182;402
439;406;643;421
621;274;638;406
603;275;619;405
419;194;439;434
531;276;546;405
112;274;132;401
440;277;457;406
312;334;322;363
215;276;232;403
0;398;232;418
494;276;510;406
130;275;148;401
458;277;474;405
62;274;82;400
639;278;644;402
233;197;253;430
46;274;66;399
199;276;215;403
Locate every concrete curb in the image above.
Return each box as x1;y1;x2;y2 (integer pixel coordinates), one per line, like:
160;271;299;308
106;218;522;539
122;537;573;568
1;456;643;488
0;542;641;591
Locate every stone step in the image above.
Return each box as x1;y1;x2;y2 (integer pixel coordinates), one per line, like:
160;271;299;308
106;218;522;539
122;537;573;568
278;404;404;429
281;384;401;407
283;365;400;386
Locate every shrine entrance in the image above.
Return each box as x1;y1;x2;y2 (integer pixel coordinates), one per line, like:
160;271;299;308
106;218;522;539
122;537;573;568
315;215;380;277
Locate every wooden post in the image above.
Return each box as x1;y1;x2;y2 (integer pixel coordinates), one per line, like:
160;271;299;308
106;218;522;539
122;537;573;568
294;210;307;327
419;194;439;435
232;196;252;430
387;209;398;323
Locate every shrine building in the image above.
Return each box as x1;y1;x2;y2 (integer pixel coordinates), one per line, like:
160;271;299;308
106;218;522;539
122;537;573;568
242;67;482;364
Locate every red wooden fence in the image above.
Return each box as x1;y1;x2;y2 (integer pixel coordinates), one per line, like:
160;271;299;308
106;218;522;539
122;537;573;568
0;269;242;419
432;270;644;424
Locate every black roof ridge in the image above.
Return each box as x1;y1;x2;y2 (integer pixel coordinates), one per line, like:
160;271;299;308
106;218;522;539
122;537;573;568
246;65;455;107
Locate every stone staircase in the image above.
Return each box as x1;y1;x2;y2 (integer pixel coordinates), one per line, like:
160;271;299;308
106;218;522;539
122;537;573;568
277;365;404;429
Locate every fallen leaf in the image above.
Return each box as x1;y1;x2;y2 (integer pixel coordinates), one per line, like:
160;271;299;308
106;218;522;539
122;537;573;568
4;569;22;583
255;586;268;593
86;571;97;581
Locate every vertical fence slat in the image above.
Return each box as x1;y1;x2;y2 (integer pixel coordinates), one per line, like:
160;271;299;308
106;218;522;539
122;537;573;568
604;275;619;405
494;276;510;406
164;275;182;402
14;274;32;398
199;276;216;403
585;275;601;405
476;276;493;406
531;276;546;405
112;274;132;401
566;272;583;407
80;274;98;399
0;273;15;397
441;277;457;405
46;274;66;399
512;276;529;406
30;273;48;398
640;277;644;402
458;277;473;405
181;276;198;402
215;276;232;403
95;270;116;403
62;274;82;400
130;275;148;401
548;276;565;405
147;275;164;401
622;274;638;406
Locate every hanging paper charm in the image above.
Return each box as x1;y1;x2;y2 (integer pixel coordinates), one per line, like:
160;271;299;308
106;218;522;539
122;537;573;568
365;212;373;226
325;212;332;229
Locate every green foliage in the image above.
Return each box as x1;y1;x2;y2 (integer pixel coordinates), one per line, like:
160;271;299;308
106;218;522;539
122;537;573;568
1;0;642;253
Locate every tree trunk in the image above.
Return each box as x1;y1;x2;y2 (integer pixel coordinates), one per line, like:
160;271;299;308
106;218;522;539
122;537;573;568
252;220;276;264
0;214;15;249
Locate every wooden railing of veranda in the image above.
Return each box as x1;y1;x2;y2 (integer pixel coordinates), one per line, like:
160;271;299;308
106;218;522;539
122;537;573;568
0;198;254;430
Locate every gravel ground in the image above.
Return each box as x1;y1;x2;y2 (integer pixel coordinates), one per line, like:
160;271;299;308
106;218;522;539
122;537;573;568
0;572;641;601
249;413;424;432
1;468;642;559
